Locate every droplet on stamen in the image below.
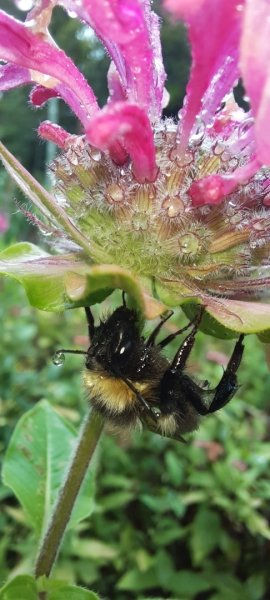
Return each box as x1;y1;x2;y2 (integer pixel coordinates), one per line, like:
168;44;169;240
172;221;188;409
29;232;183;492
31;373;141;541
90;148;102;162
178;233;200;256
107;183;125;204
162;195;185;218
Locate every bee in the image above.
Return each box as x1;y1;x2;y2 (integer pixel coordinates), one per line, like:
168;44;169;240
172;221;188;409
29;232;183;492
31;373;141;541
54;296;244;441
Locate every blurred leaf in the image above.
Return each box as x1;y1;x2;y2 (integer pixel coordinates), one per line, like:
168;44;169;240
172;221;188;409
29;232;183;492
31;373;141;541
2;400;95;536
117;567;158;591
71;538;118;560
100;490;135;511
190;508;222;564
244;573;266;600
0;575;38;600
169;570;212;597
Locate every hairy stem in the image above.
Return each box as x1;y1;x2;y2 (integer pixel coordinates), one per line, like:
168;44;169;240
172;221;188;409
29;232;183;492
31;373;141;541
35;409;104;579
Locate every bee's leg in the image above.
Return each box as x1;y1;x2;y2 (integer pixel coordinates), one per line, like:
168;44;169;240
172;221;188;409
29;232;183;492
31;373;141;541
170;305;204;372
182;334;245;416
206;334;245;413
146;310;174;347
85;307;95;339
120;375;160;420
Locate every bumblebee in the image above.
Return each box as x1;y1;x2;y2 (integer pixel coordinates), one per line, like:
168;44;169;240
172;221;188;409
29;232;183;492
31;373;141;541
55;298;244;441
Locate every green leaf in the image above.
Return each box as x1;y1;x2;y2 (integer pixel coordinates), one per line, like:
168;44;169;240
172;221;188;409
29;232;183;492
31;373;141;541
38;577;100;600
0;243;87;311
205;298;270;336
65;264;166;319
117;567;158;591
0;575;38;600
48;588;99;600
155;279;270;337
0;243;165;318
2;400;96;536
190;508;222;564
169;570;212;597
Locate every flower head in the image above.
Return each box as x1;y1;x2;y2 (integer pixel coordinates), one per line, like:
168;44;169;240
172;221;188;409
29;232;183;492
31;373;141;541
1;0;270;336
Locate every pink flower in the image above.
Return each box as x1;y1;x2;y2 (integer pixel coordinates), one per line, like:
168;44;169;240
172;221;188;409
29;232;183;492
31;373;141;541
0;213;9;234
1;0;270;336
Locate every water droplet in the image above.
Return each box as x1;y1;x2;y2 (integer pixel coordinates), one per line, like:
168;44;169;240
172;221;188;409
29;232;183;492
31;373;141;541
151;407;161;419
162;195;185;218
53;351;65;366
107;183;125;203
90;148;102;162
178;233;200;256
191;120;206;146
213;141;225;156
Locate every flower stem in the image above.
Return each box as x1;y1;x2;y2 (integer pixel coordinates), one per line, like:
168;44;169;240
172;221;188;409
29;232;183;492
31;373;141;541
34;409;104;579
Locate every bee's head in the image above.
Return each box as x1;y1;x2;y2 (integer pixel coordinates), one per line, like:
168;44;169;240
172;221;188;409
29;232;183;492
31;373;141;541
86;307;141;374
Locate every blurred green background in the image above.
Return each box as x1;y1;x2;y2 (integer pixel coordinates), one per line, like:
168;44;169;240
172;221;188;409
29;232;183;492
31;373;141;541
1;1;270;599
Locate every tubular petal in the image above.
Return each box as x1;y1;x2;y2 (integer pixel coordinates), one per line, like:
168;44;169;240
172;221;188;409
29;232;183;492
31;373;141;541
165;0;243;152
30;84;59;106
107;62;127;103
86;102;158;183
189;157;260;207
0;63;30;90
79;0;165;119
38;121;71;148
0;10;99;125
240;0;270;165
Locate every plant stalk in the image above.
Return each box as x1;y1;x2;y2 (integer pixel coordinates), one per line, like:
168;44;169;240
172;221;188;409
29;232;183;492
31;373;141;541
35;408;104;578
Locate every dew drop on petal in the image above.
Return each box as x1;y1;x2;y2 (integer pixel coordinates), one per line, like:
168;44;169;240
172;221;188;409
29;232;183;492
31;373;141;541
178;233;200;256
90;148;102;162
53;351;65;366
107;183;125;203
162;195;184;217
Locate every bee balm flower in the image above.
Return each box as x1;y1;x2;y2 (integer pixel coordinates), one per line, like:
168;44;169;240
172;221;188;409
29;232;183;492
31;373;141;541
1;0;270;338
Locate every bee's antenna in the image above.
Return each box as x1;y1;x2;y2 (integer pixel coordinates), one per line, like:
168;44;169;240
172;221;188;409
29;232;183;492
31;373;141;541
56;349;88;355
52;348;87;365
122;290;127;307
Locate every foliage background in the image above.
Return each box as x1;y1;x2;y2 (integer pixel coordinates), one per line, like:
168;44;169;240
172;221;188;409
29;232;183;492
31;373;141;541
1;1;270;599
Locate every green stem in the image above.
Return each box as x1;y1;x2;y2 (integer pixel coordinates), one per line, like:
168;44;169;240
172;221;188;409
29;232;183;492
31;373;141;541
35;409;104;579
0;141;106;263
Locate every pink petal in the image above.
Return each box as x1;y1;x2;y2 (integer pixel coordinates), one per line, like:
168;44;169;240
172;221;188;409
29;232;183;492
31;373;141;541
86;102;158;183
240;0;270;165
38;121;71;148
0;10;99;126
30;84;59;106
0;63;30;90
165;0;243;152
0;213;9;234
189;157;259;207
78;0;166;119
107;62;127;103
